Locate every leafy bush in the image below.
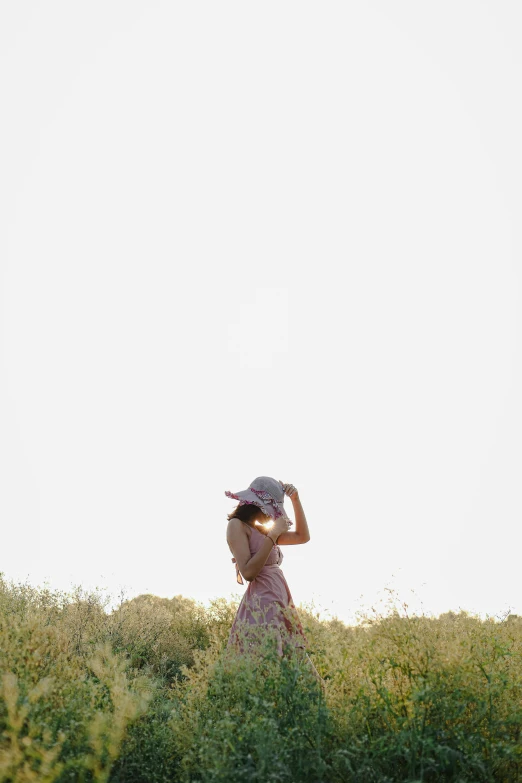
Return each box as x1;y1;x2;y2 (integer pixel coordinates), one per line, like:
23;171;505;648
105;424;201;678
2;571;522;782
168;623;329;783
0;574;152;782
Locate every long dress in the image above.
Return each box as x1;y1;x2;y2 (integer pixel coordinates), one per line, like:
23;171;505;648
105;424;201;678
227;522;308;657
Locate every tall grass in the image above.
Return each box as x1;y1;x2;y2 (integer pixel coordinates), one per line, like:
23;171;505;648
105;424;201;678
1;570;522;782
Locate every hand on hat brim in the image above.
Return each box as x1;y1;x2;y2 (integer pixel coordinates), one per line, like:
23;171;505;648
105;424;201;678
279;480;299;503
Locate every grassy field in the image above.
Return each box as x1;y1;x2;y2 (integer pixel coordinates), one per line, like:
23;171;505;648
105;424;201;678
1;571;522;782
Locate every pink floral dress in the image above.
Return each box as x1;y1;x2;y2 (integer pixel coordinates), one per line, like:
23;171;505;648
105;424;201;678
227;523;308;657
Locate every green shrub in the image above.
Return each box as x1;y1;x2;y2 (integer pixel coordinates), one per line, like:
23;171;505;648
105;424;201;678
0;575;152;782
3;571;522;782
168;624;330;783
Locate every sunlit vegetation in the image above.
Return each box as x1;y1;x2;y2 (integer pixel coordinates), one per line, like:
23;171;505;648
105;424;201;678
1;570;522;782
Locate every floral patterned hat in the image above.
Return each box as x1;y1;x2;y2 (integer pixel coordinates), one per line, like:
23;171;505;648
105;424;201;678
225;476;290;521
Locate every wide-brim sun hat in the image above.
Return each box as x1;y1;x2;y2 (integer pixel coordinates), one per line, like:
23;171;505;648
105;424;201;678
225;476;290;521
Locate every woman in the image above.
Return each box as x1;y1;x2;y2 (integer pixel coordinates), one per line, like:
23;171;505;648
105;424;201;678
225;476;323;688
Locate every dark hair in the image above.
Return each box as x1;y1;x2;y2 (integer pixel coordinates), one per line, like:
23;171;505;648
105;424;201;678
227;502;270;525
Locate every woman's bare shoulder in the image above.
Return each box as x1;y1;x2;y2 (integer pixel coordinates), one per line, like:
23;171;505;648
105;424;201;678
226;517;251;540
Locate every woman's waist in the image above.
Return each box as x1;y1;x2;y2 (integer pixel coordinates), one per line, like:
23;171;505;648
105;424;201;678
253;549;283;569
258;562;283;573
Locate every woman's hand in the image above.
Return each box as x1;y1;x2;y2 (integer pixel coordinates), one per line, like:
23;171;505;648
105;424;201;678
279;481;299;503
269;514;292;542
255;514;291;541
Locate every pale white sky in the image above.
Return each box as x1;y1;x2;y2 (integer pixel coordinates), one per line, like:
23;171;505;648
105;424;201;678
1;2;521;625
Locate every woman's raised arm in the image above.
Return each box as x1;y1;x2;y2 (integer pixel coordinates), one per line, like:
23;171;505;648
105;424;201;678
275;485;310;546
